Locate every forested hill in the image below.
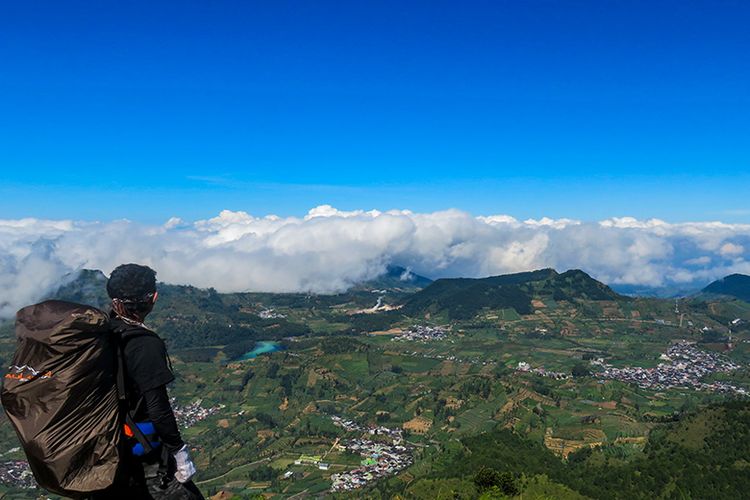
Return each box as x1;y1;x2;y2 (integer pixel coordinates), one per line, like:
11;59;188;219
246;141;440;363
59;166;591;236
702;273;750;302
426;401;750;500
400;268;624;320
48;269;110;308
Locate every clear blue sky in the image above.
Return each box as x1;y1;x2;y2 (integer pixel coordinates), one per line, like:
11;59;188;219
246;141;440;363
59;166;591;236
1;0;748;223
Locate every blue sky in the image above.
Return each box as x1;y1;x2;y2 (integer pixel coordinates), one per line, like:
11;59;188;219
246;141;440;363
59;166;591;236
1;0;748;223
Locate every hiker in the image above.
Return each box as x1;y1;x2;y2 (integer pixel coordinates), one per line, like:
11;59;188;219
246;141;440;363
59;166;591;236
92;263;203;499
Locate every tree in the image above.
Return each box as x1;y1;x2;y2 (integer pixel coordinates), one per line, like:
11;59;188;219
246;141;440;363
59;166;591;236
474;467;501;491
571;363;590;378
497;472;520;496
473;467;520;496
567;446;592;465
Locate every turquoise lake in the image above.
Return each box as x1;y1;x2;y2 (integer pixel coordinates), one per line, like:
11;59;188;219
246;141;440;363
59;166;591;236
240;340;283;360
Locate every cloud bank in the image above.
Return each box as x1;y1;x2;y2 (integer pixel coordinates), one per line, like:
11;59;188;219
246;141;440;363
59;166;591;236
2;206;750;317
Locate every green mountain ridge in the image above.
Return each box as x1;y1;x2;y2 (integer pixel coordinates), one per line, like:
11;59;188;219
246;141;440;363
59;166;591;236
401;268;625;320
702;273;750;302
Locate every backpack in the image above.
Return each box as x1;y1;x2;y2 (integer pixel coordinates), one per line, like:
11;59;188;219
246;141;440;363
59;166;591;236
0;300;154;497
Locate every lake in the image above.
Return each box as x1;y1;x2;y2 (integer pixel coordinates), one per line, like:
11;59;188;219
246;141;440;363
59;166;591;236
239;340;283;360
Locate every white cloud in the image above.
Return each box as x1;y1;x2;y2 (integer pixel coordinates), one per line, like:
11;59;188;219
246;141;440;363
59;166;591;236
1;206;750;317
719;242;744;256
685;256;711;266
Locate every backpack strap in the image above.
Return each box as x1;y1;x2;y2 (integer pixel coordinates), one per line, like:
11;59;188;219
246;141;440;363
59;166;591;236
115;328;154;456
119;330;174;476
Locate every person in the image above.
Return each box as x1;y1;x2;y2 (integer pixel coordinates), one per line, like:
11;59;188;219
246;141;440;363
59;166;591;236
91;263;204;499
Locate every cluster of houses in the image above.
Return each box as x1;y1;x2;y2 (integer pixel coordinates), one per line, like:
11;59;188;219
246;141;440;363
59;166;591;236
0;460;34;489
329;416;413;492
392;325;449;342
170;398;224;428
258;308;286;319
516;361;570;380
595;340;746;395
329;438;413;492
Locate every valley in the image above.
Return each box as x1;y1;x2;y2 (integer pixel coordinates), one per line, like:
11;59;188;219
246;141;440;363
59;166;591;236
1;268;749;499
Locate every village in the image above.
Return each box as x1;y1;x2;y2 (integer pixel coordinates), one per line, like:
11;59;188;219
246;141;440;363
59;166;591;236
170;398;224;428
392;324;449;342
0;459;34;489
328;416;413;492
594;340;747;395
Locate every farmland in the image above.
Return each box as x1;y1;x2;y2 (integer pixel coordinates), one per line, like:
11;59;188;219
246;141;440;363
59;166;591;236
0;269;749;498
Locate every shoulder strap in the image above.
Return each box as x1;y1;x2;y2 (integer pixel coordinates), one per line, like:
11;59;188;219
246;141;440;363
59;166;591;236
115;333;154;456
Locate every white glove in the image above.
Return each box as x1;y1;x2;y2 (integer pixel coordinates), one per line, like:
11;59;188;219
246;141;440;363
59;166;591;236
173;444;197;483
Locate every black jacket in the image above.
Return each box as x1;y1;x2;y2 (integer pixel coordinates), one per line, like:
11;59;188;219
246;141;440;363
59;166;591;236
111;316;185;454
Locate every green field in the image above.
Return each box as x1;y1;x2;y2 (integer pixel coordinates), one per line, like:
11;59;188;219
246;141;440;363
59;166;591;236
1;270;749;498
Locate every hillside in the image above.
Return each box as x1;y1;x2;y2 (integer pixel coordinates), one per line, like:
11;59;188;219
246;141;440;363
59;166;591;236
46;269;110;308
702;273;750;302
427;401;750;500
401;268;624;319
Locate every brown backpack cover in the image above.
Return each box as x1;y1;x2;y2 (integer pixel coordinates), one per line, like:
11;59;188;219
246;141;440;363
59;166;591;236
1;300;122;497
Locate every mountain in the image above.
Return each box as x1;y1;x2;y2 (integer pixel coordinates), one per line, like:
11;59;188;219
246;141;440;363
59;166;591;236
353;265;432;292
401;268;624;319
702;274;750;302
39;267;632;348
46;269;110;308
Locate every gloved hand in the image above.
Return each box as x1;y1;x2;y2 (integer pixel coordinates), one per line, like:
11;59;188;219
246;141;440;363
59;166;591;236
173;444;197;483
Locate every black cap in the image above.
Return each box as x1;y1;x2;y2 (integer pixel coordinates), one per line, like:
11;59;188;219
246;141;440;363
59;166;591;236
107;263;157;300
